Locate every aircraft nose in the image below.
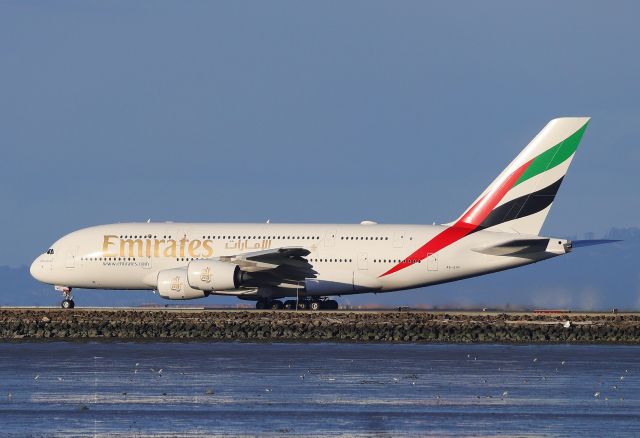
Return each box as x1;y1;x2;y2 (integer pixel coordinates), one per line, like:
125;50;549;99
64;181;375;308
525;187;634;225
30;257;44;282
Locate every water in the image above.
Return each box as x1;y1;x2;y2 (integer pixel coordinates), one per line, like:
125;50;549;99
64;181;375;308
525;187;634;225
0;342;638;437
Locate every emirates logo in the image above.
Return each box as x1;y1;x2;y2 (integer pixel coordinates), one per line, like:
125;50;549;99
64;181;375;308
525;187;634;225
170;276;182;292
200;267;212;283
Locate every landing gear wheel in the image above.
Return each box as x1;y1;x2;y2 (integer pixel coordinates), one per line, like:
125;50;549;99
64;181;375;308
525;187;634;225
269;300;284;310
255;300;267;310
283;300;297;310
297;301;309;310
309;301;321;311
58;288;74;309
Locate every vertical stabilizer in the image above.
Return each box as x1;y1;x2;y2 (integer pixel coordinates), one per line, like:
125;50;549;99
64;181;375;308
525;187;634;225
452;117;590;235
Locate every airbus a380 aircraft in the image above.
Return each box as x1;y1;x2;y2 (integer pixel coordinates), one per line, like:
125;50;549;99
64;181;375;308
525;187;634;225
31;117;613;309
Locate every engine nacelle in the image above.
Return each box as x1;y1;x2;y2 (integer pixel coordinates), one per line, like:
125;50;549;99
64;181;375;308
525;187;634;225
157;268;209;300
187;259;240;292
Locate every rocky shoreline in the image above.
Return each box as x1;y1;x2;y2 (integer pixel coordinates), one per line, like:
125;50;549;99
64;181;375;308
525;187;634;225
1;309;639;343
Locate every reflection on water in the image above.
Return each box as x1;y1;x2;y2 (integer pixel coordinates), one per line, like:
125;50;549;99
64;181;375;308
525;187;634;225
0;342;639;436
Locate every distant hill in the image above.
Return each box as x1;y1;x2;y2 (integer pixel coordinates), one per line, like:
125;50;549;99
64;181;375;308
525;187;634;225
3;227;638;310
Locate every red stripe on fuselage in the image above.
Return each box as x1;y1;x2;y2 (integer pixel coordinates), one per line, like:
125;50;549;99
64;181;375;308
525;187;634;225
380;158;533;277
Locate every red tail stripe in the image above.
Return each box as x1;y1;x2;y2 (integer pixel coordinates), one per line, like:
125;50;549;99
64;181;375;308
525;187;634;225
380;158;533;278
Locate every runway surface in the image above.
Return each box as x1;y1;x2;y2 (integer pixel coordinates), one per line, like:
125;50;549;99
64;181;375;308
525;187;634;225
0;342;639;436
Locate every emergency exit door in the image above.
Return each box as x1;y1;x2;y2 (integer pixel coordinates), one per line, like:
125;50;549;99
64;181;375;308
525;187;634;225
426;253;438;271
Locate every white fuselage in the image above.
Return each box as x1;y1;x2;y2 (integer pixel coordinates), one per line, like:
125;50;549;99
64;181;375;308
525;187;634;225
30;222;568;300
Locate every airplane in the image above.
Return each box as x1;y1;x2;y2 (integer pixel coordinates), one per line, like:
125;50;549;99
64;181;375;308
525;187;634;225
30;117;616;310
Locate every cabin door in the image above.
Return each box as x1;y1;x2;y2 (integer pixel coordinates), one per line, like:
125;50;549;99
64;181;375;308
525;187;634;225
325;229;337;247
393;230;406;248
357;252;369;270
65;247;77;268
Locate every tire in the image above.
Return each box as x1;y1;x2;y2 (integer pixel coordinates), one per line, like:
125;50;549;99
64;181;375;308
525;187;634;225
255;300;266;310
270;300;284;310
297;301;309;310
61;299;74;309
309;301;321;311
283;300;296;310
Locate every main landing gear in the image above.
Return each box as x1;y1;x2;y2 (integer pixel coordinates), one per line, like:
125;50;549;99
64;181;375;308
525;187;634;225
256;298;339;311
56;286;75;309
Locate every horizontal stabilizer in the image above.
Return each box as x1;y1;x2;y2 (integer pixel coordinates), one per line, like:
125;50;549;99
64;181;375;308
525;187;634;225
569;239;621;248
472;238;550;256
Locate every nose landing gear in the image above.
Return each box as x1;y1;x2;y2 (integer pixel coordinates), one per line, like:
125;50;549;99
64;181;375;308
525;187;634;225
55;286;75;309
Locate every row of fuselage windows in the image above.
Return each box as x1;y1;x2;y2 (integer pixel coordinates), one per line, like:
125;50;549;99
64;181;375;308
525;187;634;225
114;234;395;241
82;256;419;266
82;257;137;262
199;235;392;241
115;235;325;240
309;258;420;264
83;257;205;262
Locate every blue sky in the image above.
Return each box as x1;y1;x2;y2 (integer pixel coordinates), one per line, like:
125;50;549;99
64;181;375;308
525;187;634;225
1;1;639;271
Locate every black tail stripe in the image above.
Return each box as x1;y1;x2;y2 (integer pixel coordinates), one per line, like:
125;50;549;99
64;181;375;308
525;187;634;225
478;177;564;230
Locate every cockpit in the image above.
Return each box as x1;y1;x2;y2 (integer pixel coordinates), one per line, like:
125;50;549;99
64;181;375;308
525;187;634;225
46;249;54;255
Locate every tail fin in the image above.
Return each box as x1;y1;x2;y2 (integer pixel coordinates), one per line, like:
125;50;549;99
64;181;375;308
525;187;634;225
451;117;590;235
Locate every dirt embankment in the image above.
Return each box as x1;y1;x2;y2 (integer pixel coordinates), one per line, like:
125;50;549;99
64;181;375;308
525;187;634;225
1;309;639;343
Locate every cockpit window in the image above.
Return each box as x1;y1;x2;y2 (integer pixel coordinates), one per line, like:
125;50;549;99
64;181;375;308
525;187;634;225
46;249;54;255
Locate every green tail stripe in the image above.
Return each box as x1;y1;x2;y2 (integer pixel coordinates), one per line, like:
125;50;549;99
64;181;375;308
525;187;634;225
514;121;589;187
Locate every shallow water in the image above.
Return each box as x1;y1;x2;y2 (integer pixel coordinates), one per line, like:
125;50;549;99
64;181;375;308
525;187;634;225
0;342;638;437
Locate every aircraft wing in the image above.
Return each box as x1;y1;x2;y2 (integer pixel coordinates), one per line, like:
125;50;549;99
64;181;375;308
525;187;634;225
218;247;317;286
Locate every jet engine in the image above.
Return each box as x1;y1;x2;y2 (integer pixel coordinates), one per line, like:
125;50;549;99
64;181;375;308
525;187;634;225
187;259;241;292
157;268;209;300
